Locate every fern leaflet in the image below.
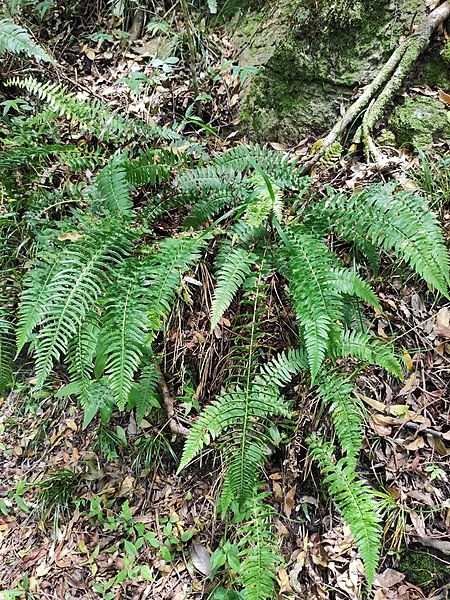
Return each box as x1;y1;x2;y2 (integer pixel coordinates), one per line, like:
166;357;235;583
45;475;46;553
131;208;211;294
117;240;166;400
210;247;254;331
308;435;382;588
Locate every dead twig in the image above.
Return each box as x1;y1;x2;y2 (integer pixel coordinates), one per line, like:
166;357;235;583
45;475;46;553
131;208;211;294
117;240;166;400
157;365;190;437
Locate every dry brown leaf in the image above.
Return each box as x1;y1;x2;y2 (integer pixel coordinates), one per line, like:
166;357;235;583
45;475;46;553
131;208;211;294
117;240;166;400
273;481;283;500
438;89;450;105
375;568;405;588
117;475;135;496
403;436;424;451
436;306;449;328
284;485;296;518
434;325;450;339
427;435;449;456
275;518;289;536
358;393;386;412
398;373;416;396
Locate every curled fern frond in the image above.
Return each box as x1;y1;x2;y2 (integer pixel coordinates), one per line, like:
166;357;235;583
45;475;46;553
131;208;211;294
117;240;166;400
308;434;382;588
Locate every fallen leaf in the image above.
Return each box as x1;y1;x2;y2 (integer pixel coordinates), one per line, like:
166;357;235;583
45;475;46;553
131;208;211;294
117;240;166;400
117;476;135;496
398;373;416;396
273;481;283;500
404;436;424;451
190;541;211;576
390;404;410;419
358;393;386;413
284;485;296;518
275;518;289;536
436;306;449;328
58;231;83;241
438;89;450;105
375;568;405;588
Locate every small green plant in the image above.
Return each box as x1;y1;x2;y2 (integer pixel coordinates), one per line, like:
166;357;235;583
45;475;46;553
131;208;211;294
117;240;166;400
424;463;447;482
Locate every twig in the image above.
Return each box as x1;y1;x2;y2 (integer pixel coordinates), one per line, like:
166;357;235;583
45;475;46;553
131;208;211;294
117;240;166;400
157;365;190;437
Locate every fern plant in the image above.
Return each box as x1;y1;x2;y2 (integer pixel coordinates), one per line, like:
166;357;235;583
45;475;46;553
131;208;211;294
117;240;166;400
2;71;449;597
175;143;448;594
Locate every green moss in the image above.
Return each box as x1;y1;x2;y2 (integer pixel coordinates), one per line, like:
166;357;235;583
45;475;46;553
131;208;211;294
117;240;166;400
396;549;449;593
416;47;450;89
441;40;450;63
388;97;450;150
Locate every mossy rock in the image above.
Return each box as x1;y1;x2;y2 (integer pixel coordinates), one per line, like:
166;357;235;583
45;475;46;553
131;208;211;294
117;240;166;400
396;549;449;594
232;0;440;144
388;96;450;150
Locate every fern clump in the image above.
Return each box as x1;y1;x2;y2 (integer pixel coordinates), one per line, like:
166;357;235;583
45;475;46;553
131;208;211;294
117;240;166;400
2;67;448;597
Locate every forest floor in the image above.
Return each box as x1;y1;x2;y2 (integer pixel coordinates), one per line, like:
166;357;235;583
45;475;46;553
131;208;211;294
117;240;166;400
1;4;450;600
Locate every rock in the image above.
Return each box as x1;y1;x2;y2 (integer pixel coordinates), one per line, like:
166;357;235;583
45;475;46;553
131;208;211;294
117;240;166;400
231;0;443;145
388;96;450;150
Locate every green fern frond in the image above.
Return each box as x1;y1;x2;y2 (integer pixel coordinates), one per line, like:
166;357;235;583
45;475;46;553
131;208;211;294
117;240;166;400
95;156;133;215
178;386;289;473
183;186;247;229
0;145;70;170
214;143;309;190
320;184;450;296
83;378;115;428
67;316;99;424
210;247;254;331
236;490;279;600
100;268;150;409
27;221;133;385
282;224;343;381
337;329;402;376
145;235;207;329
6;76;178;143
124;149;174;186
319;141;343;170
0;310;15;394
16;258;60;354
177;165;244;194
0;19;54;62
244;174;283;228
128;362;161;424
308;435;382;588
257;348;308;389
316;372;364;461
331;268;381;311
